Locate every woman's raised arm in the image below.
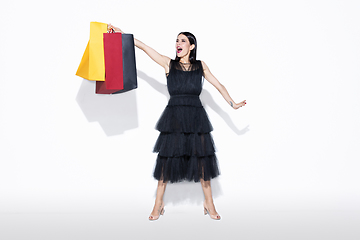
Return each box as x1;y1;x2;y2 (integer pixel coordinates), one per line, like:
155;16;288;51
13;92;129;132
108;24;170;72
201;61;246;109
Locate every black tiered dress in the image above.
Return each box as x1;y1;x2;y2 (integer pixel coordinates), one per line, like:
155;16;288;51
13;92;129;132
153;60;220;183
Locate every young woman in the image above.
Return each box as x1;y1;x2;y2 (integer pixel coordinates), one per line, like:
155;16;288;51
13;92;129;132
108;24;246;220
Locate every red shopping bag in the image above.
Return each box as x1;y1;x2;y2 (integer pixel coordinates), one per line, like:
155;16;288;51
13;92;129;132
96;32;124;94
96;32;137;94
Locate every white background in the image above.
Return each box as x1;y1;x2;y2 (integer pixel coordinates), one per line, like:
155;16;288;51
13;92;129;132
1;0;359;239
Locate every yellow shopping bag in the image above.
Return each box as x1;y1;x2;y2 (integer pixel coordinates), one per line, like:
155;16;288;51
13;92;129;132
76;22;107;81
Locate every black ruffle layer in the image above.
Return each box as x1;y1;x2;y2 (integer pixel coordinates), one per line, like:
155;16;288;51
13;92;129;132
155;96;213;133
154;132;215;157
153;155;220;183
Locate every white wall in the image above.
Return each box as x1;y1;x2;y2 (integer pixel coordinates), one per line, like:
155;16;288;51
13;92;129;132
1;0;359;219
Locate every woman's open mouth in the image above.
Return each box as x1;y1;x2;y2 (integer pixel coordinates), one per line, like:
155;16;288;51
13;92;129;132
177;47;183;53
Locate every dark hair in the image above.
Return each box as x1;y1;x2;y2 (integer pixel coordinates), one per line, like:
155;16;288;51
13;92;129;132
175;32;197;63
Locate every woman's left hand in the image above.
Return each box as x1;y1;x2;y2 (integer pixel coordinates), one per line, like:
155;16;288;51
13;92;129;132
233;100;247;109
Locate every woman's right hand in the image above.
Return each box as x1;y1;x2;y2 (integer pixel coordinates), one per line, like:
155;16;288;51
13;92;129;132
107;24;124;33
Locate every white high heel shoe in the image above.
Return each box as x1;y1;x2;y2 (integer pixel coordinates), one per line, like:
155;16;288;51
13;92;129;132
203;202;221;220
149;204;165;221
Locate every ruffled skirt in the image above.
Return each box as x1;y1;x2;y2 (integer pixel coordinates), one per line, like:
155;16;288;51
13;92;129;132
153;95;220;183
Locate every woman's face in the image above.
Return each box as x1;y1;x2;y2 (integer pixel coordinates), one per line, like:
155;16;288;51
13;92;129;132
176;34;194;59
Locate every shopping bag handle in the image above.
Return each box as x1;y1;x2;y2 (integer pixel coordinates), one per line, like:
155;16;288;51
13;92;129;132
108;28;115;33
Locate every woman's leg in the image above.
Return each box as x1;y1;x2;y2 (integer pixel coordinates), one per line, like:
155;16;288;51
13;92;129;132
149;180;167;219
200;179;220;219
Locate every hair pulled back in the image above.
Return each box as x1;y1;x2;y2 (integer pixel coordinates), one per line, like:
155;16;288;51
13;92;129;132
175;32;197;63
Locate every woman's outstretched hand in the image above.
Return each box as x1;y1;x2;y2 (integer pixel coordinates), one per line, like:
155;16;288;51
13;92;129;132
233;100;247;109
107;24;124;33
